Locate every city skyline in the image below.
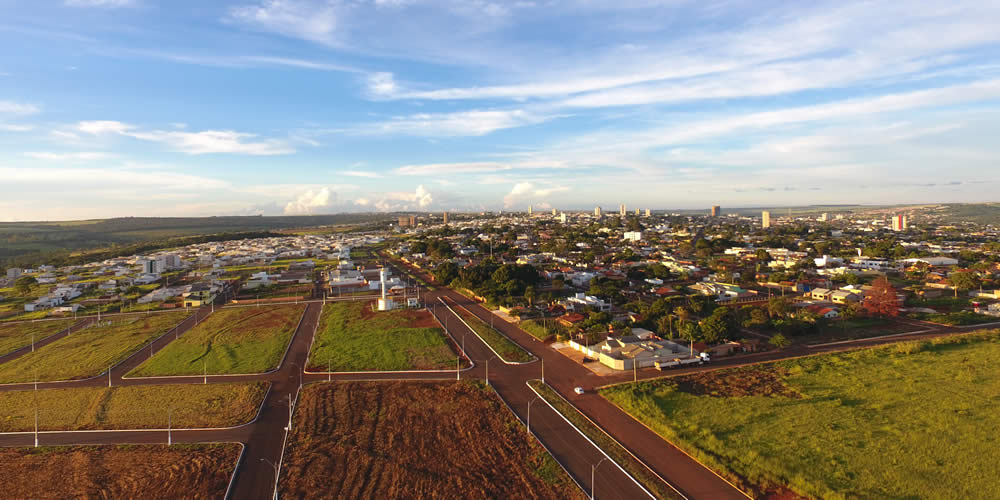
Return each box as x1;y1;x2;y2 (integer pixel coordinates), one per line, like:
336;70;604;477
3;1;1000;220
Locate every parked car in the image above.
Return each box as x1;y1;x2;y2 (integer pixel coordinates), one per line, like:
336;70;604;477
573;387;585;395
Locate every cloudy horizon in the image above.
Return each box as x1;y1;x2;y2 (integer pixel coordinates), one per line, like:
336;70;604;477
2;0;999;220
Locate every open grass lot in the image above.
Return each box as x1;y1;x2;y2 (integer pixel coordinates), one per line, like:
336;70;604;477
451;301;534;362
0;382;266;431
308;301;460;371
528;381;682;500
129;304;305;377
796;317;916;344
520;319;567;342
601;330;1000;499
0;444;240;499
0;319;75;356
0;312;189;383
280;381;580;499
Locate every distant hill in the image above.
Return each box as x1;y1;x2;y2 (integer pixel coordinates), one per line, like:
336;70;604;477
0;214;394;269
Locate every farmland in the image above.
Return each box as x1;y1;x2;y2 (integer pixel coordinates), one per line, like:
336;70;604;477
601;330;1000;499
0;312;189;383
450;302;533;362
129;304;305;377
307;301;461;372
0;319;75;356
0;382;267;431
280;381;580;498
0;444;240;499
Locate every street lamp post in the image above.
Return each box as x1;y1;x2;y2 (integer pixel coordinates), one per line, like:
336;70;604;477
591;457;610;500
456;356;460;381
260;458;280;500
203;360;207;385
34;409;39;448
167;408;172;446
108;365;112;388
527;396;541;433
541;358;545;384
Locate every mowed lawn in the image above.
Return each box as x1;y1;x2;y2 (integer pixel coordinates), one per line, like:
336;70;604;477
0;312;189;383
0;319;75;356
601;330;1000;499
0;382;267;431
129;304;305;376
308;301;458;371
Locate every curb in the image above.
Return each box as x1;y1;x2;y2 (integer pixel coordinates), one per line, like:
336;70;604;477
436;297;535;365
525;380;661;500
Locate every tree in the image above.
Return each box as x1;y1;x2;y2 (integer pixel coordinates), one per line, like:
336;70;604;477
433;262;459;285
524;286;537;306
769;333;790;349
15;276;36;296
699;312;730;343
949;269;979;297
862;276;900;318
767;296;790;319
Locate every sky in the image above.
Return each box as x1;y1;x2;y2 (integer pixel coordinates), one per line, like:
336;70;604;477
1;0;999;220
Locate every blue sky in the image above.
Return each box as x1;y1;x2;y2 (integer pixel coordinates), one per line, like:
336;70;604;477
2;0;999;220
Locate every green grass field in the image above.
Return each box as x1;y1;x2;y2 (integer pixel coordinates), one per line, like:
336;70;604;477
0;382;266;431
0;312;190;383
451;303;533;362
307;301;459;371
601;330;1000;499
128;304;305;377
520;319;567;341
0;319;75;356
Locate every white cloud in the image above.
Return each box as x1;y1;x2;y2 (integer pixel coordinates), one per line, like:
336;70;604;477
0;101;39;115
340;170;382;178
76;120;133;134
365;72;397;97
228;0;340;45
64;0;134;7
502;181;569;208
363;109;551;137
128;130;294;155
73;120;295;155
374;185;434;211
0;124;33;132
284;187;336;214
24;151;113;161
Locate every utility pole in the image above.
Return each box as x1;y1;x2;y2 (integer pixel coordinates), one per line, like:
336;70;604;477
541;358;545;384
287;394;293;432
592;457;610;500
203;360;207;385
34;409;39;448
108;365;112;387
167;408;172;446
527;396;540;433
31;333;34;352
456;356;460;381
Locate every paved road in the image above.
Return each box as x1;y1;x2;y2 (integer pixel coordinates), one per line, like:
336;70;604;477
2;257;992;499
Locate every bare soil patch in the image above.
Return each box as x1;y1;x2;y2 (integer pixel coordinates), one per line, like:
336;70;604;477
280;381;580;499
0;444;239;499
672;366;801;398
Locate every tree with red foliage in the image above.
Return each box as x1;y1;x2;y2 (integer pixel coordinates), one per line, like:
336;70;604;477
863;276;900;318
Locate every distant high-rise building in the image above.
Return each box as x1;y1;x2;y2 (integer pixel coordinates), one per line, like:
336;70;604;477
891;215;908;231
619;203;626;216
442;212;448;224
761;211;771;229
635;208;640;216
645;208;651;217
528;205;533;216
409;215;417;227
595;206;602;217
560;212;567;223
551;208;557;216
711;205;721;217
398;216;409;227
818;212;828;222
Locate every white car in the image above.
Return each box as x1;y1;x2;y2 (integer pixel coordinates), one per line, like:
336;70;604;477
573;387;585;395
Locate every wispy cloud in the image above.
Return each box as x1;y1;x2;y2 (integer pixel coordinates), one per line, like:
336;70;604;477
361;109;553;137
73;120;295;155
0;101;39;115
64;0;134;7
24;151;113;161
228;0;341;46
340;170;382;178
